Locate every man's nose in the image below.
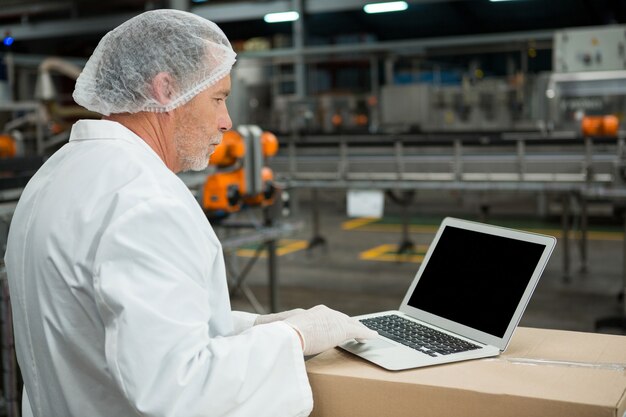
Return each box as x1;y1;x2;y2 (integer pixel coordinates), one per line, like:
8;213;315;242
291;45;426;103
219;107;232;132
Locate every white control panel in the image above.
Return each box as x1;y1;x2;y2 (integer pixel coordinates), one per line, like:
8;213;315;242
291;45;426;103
554;25;626;73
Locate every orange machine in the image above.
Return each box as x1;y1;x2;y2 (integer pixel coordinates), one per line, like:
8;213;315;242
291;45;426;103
581;115;620;137
0;134;17;158
202;126;279;216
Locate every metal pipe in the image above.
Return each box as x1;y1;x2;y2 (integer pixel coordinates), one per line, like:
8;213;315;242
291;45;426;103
561;193;571;283
394;140;405;181
623;212;626;316
579;193;588;274
239;29;554;60
267;239;278;313
453;140;462;181
516;139;526;181
293;0;306;100
263;208;279;313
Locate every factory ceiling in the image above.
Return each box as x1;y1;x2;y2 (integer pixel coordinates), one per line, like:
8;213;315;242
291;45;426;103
0;0;624;58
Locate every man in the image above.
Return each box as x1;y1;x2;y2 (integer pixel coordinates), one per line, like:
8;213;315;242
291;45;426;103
4;9;376;417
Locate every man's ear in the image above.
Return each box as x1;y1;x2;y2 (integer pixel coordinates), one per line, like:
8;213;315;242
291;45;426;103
151;72;175;105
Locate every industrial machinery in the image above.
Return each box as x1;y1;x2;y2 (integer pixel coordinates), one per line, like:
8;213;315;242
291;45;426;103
34;57;99;153
546;70;626;132
1;56;97;158
0;134;17;158
553;25;626;73
581;114;619;137
202;125;279;219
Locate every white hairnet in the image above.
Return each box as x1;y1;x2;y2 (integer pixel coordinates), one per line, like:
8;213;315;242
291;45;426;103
73;9;236;116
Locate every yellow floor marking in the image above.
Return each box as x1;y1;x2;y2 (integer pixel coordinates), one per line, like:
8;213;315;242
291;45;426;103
342;217;379;230
342;218;623;241
350;223;440;234
236;239;309;258
360;243;428;263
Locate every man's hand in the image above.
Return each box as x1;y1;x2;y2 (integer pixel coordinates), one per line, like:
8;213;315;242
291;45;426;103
284;305;378;356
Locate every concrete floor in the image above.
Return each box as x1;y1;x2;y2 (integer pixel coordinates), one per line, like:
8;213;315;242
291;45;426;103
225;192;626;335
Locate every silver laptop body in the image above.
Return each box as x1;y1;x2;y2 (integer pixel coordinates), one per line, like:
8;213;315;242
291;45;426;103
339;217;556;371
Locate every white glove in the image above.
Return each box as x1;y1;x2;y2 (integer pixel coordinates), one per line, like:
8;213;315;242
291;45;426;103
254;308;306;325
284;305;378;356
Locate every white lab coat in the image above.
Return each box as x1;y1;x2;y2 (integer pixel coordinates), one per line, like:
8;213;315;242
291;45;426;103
5;119;313;417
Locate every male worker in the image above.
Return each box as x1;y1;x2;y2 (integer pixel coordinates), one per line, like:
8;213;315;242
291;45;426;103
4;9;376;417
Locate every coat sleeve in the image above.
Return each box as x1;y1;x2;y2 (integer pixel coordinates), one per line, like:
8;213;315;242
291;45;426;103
92;197;313;417
231;311;259;334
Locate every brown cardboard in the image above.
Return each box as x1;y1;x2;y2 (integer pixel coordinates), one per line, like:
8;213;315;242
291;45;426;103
306;327;626;417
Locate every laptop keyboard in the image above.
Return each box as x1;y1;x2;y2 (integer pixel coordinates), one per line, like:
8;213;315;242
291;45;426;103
360;314;481;357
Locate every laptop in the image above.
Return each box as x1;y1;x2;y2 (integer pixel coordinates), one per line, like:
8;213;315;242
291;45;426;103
339;217;556;371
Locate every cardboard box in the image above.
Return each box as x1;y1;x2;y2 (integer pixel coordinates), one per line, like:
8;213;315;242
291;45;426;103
305;327;626;417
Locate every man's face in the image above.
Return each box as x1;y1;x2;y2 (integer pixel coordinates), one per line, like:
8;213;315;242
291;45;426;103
173;75;232;172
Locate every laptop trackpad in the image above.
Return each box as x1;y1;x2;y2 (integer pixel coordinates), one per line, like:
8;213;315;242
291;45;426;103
343;338;396;353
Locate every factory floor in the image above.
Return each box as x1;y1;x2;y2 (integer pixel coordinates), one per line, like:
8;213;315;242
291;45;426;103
225;190;626;335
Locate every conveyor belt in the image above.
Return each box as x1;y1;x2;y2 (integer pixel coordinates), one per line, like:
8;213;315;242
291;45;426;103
270;132;626;189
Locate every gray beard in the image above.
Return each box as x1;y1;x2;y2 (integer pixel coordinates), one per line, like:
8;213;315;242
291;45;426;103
180;155;210;172
178;132;223;172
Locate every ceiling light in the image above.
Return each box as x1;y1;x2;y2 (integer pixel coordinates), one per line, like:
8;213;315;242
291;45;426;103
364;1;408;14
264;11;299;23
489;0;518;2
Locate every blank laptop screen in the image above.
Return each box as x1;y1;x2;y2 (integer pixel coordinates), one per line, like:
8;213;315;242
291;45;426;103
407;225;546;338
